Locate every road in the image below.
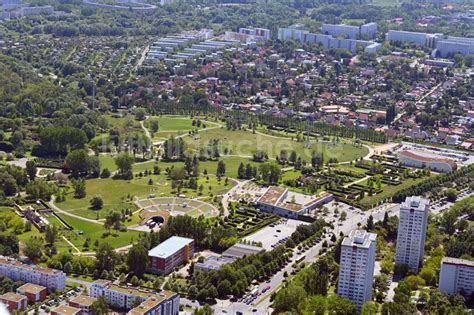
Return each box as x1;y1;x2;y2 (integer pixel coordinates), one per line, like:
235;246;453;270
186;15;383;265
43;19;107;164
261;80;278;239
207;203;401;315
392;82;443;124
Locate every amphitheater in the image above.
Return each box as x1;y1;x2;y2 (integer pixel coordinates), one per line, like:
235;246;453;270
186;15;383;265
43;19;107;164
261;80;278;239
136;197;219;225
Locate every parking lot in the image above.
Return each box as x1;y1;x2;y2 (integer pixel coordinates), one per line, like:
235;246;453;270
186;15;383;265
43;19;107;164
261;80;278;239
243;219;308;250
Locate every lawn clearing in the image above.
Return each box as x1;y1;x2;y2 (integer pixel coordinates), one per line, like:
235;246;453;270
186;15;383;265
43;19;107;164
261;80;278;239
146;116;219;140
56;174;233;220
184;127;368;163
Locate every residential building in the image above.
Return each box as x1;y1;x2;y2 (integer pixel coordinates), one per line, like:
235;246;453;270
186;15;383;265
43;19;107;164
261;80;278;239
256;186;333;219
0;292;28;311
439;257;474;296
16;283;47;303
386;30;438;48
322;24;359;39
337;230;377;308
278;26;381;54
0;256;66;291
148;236;194;275
1;0;22;11
239;27;271;40
128;291;179;315
90;280;179;314
395;196;429;271
322;23;377;39
398;150;457;172
69;295;96;315
51;305;81;315
435;36;474;57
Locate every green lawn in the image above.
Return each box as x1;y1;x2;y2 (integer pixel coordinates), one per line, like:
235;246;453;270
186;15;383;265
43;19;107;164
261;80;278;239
56;213;142;251
56;174;233;220
133;156;260;179
184;127;368;163
359;176;431;208
146;116;219;140
98;154;117;172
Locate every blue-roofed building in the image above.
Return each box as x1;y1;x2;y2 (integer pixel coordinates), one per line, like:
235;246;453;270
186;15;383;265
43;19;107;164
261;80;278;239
148;236;194;275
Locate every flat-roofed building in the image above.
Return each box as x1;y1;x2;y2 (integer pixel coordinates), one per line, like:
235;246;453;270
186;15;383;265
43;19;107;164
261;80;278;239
148;236;194;275
16;283;47;303
0;292;28;311
337;230;377;308
69;295;96;315
387;30;438;48
395;196;429;271
90;279;179;314
128;291;179;315
256;186;333;219
439;257;474;296
398;150;457;173
0;256;66;291
195;256;236;272
51;305;81;315
222;243;264;259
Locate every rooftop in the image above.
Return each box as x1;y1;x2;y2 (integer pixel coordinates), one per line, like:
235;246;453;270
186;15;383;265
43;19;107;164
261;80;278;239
398;150;457;168
69;295;96;306
128;292;177;315
148;236;194;259
258;186;287;205
0;292;27;302
17;283;46;295
222;243;264;259
51;305;81;315
442;257;474;268
400;196;430;212
342;230;376;249
195;256;235;271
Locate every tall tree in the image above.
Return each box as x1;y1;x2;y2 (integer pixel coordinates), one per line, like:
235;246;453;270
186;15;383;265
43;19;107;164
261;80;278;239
127;244;148;277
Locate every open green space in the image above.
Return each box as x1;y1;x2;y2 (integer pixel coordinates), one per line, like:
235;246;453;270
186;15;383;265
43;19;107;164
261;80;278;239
56;174;233;220
184;127;368;163
56;213;142;251
146;116;219;140
133;156;260;179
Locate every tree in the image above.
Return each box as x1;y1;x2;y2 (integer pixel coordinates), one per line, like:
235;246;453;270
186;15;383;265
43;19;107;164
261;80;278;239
95;243;117;271
134;108;146;121
69;177;86;199
366;214;374;231
127;244;148;277
326;295;356;315
149;119;159;133
23;237;44;262
445;188;458;202
303;295;326;315
194;305;213;315
361;301;377;315
26;160;37;181
100;168;111;178
90;296;108;315
26;179;57;201
104;211;122;231
45;224;58;244
90;195;103;210
273;285;307;313
216;279;232;298
216;160;226;177
65;149;90;177
115;153;134;178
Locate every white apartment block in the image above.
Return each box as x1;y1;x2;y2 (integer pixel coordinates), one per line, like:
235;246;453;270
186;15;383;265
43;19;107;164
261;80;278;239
322;23;377;39
0;256;65;291
387;30;438;48
337;230;377;308
395;196;429;271
439;257;474;296
90;280;179;314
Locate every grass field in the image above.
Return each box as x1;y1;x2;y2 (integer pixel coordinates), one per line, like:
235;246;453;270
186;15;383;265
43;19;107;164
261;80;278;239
56;213;142;251
185;127;368;163
145;116;219;140
133;156;260;179
56;174;233;220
